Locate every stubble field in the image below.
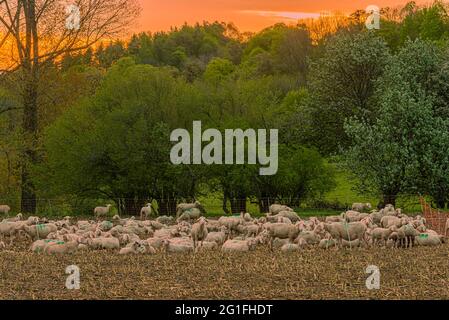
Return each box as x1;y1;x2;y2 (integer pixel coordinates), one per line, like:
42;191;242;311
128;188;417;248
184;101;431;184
1;245;448;300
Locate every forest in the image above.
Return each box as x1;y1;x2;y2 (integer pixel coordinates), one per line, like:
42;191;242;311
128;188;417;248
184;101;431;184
1;1;449;216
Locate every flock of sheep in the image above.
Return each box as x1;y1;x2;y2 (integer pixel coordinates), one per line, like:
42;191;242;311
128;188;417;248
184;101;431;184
0;201;448;255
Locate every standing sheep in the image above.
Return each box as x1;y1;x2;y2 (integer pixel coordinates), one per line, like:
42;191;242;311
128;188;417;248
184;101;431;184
191;217;208;251
94;204;112;218
0;205;11;216
140;203;154;220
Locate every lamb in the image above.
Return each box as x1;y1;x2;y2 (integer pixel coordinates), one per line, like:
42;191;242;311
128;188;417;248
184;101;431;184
2;213;22;223
140;203;154;220
0;205;11;215
176;201;206;218
371;226;397;246
205;228;227;245
190;217;208;250
244;223;262;237
351;203;372;212
221;238;258;253
269;204;293;215
119;242;140;255
94;204;112;218
295;231;320;245
44;241;78;255
319;238;337;249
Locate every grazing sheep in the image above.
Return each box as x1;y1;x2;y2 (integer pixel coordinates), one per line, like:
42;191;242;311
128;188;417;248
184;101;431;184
140;203;154;220
94;204;112;218
44;241;78;255
323;222;367;246
351;203;372;212
191;217;208;250
88;237;120;250
0;205;11;215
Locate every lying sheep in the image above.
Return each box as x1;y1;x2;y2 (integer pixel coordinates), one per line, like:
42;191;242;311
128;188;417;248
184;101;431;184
280;243;301;252
94;204;112;218
351;203;372;212
176;201;206;218
205;228;227;245
0;205;11;216
221;238;258;253
269;204;293;215
162;239;194;254
415;234;442;246
177;208;202;222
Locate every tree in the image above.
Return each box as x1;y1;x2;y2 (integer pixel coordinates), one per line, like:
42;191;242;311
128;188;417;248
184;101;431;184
0;0;139;213
307;31;390;155
344;53;449;207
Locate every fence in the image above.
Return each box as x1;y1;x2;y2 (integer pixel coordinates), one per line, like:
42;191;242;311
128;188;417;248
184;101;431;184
419;197;449;235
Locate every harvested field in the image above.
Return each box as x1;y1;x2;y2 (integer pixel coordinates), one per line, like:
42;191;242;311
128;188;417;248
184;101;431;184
1;245;448;300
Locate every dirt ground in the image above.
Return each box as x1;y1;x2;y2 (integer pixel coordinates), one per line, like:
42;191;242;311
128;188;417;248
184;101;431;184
1;245;448;300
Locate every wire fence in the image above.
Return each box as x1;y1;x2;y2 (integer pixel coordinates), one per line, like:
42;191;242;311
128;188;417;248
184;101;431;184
0;193;436;217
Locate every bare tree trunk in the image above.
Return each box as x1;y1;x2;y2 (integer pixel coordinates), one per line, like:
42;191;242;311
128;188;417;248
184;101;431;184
229;197;246;215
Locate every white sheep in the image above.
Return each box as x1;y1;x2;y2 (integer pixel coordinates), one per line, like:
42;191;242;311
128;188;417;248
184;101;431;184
0;205;11;215
191;217;208;250
351;203;372;212
221;238;258;253
94;204;112;218
140;203;154;220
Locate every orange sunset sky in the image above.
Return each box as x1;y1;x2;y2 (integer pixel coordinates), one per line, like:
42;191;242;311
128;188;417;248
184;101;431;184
136;0;429;33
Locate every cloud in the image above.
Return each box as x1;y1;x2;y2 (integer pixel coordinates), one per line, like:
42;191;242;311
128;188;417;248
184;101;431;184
239;10;321;21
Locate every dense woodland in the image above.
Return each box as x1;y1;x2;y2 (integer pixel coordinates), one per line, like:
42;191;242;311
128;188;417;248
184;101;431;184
1;1;449;215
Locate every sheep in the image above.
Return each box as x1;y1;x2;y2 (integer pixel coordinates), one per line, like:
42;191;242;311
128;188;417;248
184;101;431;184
371;226;397;246
162;239;194;254
415;234;442;246
94;204;112;218
277;211;301;223
156;216;173;225
244;223;262;238
177;208;202;222
266;223;301;250
221;238;258;253
218;216;243;234
380;215;403;228
0;205;11;215
176;201;206;218
88;237;120;250
21;223;58;240
323;222;367;247
277;216;292;224
2;213;22;223
197;241;218;251
280;243;301;252
140;203;154;220
269;204;293;215
319;238;337;249
44;241;78;255
351;203;372;212
325;216;342;223
240;212;253;222
205;228;227;245
191;217;208;251
295;230;320;245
